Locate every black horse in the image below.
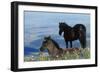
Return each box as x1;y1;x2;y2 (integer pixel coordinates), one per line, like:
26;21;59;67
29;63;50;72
59;22;86;49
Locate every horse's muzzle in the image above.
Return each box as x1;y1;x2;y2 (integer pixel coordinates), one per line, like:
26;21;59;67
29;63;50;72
39;52;43;56
40;47;43;52
59;31;62;35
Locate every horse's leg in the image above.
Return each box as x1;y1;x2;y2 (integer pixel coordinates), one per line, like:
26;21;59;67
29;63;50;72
70;41;72;48
65;41;68;48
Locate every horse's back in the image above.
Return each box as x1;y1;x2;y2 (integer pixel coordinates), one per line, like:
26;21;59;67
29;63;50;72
73;24;86;31
73;24;86;48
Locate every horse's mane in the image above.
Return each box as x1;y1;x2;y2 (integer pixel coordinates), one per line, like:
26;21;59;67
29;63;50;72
50;39;62;50
59;22;72;29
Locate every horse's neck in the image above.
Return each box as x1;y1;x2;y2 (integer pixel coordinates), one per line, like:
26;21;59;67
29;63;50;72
47;43;60;54
64;25;72;31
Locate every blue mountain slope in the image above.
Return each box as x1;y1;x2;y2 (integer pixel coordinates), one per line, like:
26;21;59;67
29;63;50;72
30;37;90;49
24;47;39;55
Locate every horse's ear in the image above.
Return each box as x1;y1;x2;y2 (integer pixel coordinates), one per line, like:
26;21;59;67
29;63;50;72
44;36;46;39
44;36;48;40
48;36;51;39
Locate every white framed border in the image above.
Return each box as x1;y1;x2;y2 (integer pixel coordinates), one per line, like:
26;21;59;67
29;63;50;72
18;5;96;69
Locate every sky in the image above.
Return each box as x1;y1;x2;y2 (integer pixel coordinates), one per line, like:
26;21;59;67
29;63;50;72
24;11;90;48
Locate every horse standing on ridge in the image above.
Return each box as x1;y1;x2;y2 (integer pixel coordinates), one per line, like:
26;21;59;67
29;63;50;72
59;22;86;49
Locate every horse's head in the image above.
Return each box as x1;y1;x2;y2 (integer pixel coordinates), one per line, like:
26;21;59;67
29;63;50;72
59;22;71;36
59;22;64;35
59;22;68;35
40;36;63;57
40;36;52;52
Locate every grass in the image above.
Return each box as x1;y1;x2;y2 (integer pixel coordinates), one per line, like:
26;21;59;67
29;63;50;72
24;48;90;62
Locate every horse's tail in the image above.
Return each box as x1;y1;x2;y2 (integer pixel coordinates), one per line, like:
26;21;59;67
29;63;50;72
82;30;86;49
78;24;86;49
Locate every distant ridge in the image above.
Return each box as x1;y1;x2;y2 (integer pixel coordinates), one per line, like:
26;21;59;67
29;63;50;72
24;47;39;55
